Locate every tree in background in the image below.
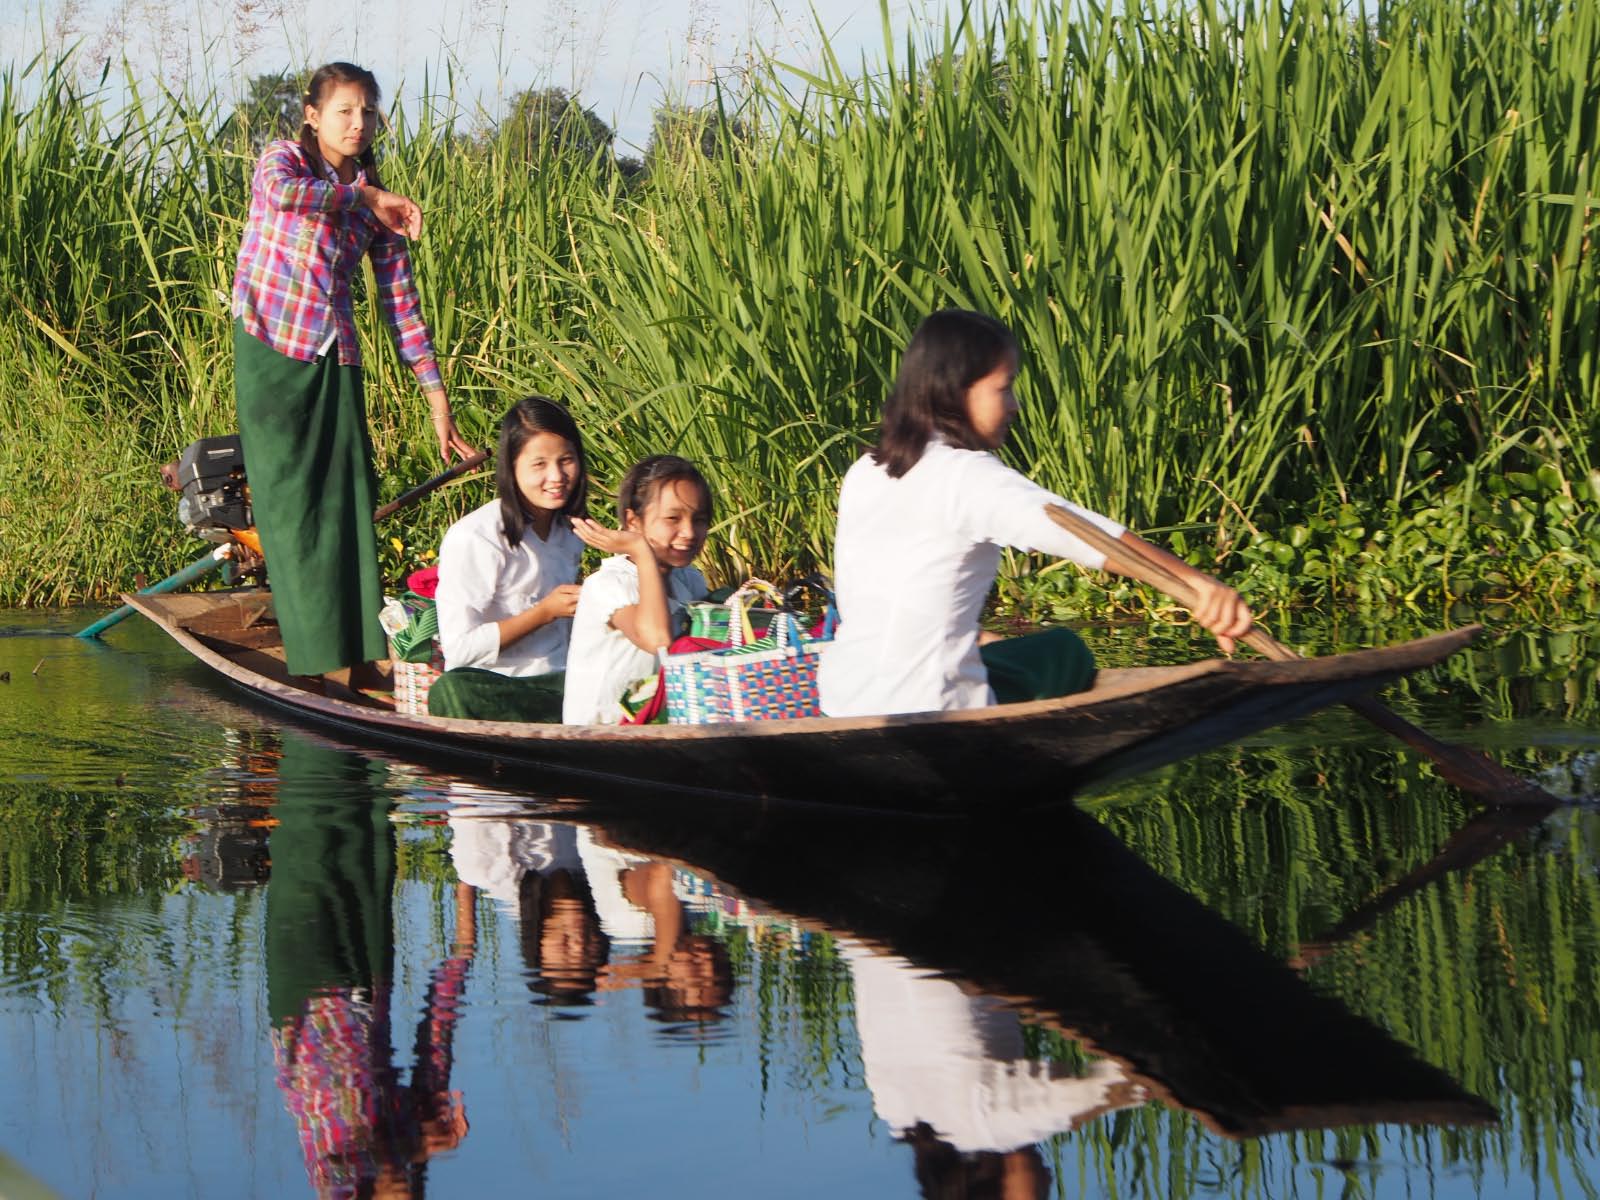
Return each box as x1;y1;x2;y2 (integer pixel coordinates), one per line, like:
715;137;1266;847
224;71;310;153
643;101;751;174
494;86;641;179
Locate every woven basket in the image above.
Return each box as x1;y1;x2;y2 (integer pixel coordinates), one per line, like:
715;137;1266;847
663;613;824;724
390;641;445;716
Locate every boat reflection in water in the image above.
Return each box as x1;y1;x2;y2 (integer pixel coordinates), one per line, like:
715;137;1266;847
577;795;1497;1170
205;715;1500;1199
446;792;1137;1191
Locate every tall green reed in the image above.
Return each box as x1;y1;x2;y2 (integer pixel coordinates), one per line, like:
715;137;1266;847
2;0;1595;603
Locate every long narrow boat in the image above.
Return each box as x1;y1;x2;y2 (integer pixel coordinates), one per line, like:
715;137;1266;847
128;590;1479;815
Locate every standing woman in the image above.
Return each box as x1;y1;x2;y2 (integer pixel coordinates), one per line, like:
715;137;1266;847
232;62;471;689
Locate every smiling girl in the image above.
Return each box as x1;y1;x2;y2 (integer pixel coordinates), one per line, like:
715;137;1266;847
818;308;1253;718
428;398;588;722
561;456;714;725
232;61;471;695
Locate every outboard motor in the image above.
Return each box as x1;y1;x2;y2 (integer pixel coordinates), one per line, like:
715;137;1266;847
168;435;252;542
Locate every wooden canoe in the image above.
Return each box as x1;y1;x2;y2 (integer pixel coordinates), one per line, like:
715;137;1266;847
126;590;1479;815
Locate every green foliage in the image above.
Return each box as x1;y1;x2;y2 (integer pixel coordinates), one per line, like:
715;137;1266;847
1002;451;1600;623
643;101;753;174
2;0;1597;605
490;86;629;173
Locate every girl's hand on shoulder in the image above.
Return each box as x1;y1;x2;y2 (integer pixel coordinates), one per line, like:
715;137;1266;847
571;518;653;564
536;584;582;623
1191;579;1254;655
362;185;423;238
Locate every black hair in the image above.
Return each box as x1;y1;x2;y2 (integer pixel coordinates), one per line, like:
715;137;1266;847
871;308;1020;478
299;62;384;188
616;455;713;525
517;868;609;1006
903;1122;1050;1200
496;396;589;547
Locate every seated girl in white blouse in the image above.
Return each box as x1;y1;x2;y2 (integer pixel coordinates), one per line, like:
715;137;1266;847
561;456;713;725
818;309;1255;718
428;397;587;722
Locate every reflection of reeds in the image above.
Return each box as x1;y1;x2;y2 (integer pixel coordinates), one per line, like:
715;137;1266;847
2;0;1598;605
1090;739;1600;1186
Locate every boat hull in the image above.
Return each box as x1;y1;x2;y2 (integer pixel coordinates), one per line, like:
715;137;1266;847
126;591;1479;814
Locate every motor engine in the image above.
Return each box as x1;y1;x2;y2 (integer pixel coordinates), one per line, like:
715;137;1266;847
170;435;252;541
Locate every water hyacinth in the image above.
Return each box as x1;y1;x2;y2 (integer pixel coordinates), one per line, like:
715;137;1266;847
0;0;1595;605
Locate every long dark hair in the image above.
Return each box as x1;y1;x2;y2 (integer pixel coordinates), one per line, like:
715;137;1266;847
497;396;589;546
616;455;713;525
517;869;608;1007
298;62;383;188
872;309;1020;478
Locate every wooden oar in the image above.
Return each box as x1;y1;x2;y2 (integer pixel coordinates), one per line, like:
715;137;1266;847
74;544;235;639
375;448;490;520
1044;503;1560;807
77;449;492;639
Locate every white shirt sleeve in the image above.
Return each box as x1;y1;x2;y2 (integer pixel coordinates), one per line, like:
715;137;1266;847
561;558;644;725
435;519;507;669
954;452;1125;568
579;557;638;628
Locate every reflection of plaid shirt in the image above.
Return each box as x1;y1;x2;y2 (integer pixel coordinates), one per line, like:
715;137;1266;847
273;955;470;1196
232;140;442;391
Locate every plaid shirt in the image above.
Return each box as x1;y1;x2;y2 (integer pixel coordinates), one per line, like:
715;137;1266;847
232;140;443;392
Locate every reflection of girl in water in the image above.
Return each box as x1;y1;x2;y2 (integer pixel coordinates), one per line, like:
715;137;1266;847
841;939;1146;1200
448;806;731;1023
518;867;610;1005
266;738;474;1199
619;861;734;1025
904;1122;1051;1200
445;809;612;1007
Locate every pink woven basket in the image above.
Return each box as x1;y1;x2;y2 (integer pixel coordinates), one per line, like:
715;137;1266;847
390;642;445;716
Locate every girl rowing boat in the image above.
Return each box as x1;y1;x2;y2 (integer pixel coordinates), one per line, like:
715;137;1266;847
819;308;1253;718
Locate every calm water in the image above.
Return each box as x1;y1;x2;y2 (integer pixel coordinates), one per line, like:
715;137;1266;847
2;609;1598;1199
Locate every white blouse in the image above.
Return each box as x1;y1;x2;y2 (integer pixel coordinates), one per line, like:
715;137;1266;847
817;442;1125;716
434;500;584;676
561;554;709;725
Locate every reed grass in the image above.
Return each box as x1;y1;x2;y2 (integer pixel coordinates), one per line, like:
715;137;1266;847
1;0;1596;605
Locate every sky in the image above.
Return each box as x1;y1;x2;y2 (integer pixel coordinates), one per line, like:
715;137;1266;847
1;0;958;151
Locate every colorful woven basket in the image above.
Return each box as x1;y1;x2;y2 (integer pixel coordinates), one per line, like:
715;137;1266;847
663;611;831;724
391;641;446;716
684;578;784;643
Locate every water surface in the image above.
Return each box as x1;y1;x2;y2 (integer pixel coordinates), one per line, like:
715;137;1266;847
2;609;1598;1198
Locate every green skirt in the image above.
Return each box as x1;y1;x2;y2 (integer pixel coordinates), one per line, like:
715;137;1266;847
427;667;567;723
235;321;386;676
264;733;395;1024
980;627;1096;703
